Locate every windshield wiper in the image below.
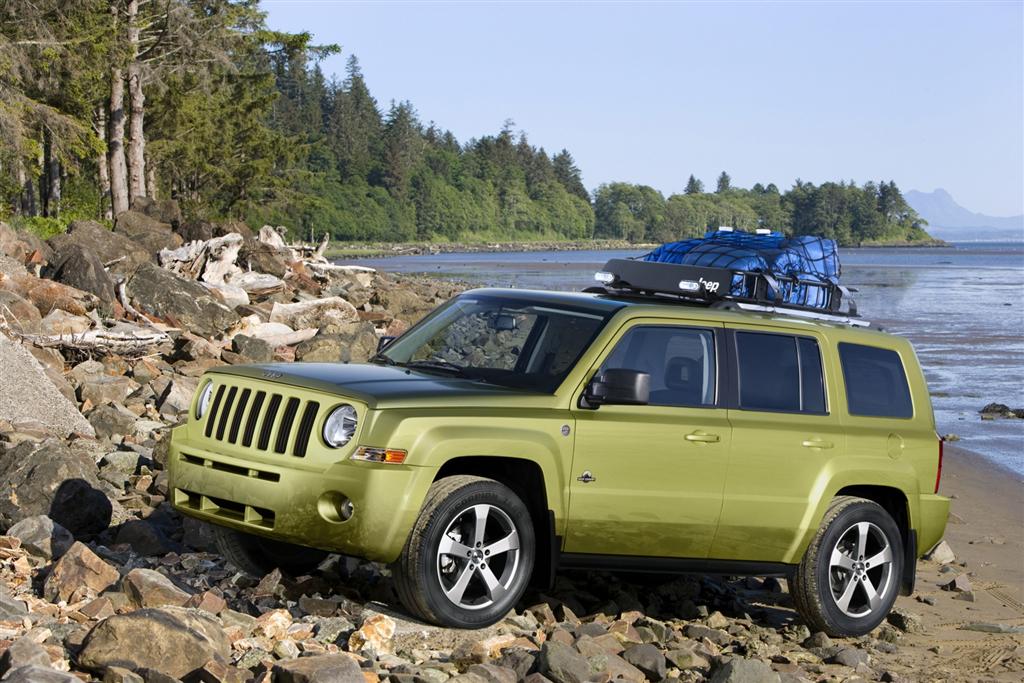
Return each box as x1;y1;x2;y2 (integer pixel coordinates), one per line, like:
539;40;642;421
368;353;398;366
404;359;471;378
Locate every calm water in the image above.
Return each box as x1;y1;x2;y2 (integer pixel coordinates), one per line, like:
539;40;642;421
339;243;1024;475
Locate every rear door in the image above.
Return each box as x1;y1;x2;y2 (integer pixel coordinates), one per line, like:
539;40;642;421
711;325;847;562
566;319;731;559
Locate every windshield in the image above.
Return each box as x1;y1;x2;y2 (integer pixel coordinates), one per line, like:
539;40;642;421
375;294;612;392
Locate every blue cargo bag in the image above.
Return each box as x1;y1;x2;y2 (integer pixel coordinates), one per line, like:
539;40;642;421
643;230;840;309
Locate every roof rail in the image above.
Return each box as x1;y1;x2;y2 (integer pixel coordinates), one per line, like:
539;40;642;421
591;258;868;327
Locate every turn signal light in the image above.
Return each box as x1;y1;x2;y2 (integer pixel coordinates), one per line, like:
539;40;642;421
351;446;408;464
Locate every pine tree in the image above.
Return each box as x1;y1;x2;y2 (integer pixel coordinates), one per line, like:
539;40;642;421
684;174;703;194
716;171;731;193
552;149;588;200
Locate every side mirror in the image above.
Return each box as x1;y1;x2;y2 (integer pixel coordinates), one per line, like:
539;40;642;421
584;369;650;407
376;336;396;353
490;314;517;331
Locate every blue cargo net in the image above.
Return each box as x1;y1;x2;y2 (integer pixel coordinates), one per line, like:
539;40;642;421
643;229;841;309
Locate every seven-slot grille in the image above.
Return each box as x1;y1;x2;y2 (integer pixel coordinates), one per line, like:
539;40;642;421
202;380;321;458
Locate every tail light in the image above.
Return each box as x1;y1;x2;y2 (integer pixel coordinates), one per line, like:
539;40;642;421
935;434;944;494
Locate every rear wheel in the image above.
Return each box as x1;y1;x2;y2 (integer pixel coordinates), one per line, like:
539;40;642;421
392;475;535;628
212;525;329;577
793;496;903;636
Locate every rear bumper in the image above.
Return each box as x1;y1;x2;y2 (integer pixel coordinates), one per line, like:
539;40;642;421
168;427;432;562
915;493;950;556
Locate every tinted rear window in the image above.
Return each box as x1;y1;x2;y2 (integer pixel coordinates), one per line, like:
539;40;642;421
838;343;913;418
736;332;827;414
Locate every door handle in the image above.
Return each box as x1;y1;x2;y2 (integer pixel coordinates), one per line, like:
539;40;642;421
685;432;720;443
802;439;834;450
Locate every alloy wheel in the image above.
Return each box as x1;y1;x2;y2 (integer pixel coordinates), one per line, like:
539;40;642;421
435;504;521;610
828;521;895;618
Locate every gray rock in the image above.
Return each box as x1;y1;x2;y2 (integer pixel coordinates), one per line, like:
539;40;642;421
114;211;181;256
272;654;365;683
959;622;1024;634
0;588;27;619
101;450;142;474
537;642;592;683
122;568;192;608
44;243;116;304
126;263;238;337
89;404;138;440
175;221;214;243
115;518;177;556
621;643;666;680
941;574;972;593
466;664;517;683
7;515;74;560
827;647;869;668
887;608;925;634
708;658;781;683
0;334;94;438
49;220;150;275
0;637;50;675
77;375;138;406
802;631;832;649
924;540;955;565
0;439;110;536
231;334;273;362
78;607;230;678
132;197;182;230
1;666;80;682
239;237;289;278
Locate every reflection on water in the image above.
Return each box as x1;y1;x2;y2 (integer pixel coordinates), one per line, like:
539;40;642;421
339;243;1024;475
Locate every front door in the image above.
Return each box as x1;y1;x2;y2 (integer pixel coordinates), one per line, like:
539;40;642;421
566;320;731;559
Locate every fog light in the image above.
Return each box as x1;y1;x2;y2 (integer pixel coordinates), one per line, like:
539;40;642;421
318;491;353;523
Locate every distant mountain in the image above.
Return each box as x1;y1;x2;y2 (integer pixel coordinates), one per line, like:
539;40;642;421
905;189;1023;240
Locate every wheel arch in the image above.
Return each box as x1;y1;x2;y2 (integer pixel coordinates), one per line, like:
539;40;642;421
834;484;915;596
434;455;558;590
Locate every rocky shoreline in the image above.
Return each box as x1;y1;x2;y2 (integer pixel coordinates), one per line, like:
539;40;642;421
0;206;1020;682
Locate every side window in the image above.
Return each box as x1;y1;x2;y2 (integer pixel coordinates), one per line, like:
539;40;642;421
736;332;827;414
600;326;716;407
838;343;913;418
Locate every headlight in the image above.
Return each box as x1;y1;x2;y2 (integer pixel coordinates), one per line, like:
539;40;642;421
195;382;214;419
323;404;358;448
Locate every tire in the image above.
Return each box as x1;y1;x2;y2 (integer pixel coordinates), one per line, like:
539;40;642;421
392;475;535;628
792;496;904;637
212;525;329;577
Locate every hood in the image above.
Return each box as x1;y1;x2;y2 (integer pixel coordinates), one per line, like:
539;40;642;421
207;362;544;408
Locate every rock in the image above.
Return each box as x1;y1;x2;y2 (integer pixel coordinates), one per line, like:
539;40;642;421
215;220;255;240
115;519;177;556
887;608;924;634
0;335;93;438
708;657;780;683
0;290;44;337
90;404;138;440
203;283;249;309
50;220;150;275
126;263;238;337
621;643;666;680
925;540;956;564
347;613;396;657
176;220;214;243
37;309;93;335
0;637;51;674
44;243;116;303
78;375;138;406
43;541;120;602
1;666;80;682
270;297;359;330
941;574;973;593
114;211;182;256
123;568;192;608
827;647;869;668
294;334;347;362
0;587;28;619
254;608;292;639
132;197;183;229
7;515;74;560
151;376;199;418
231;334;273;362
0;439;110;535
272;654;364;683
466;664;518;683
959;622;1024;634
665;647;709;671
78;607;231;678
184;590;227;615
238;238;289;278
979;402;1013;417
537;642;593;683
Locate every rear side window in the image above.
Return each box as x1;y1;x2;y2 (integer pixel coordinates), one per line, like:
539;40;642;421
735;332;827;414
838;343;913;418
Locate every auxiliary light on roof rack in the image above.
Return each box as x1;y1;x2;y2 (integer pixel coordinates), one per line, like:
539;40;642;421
589;259;869;328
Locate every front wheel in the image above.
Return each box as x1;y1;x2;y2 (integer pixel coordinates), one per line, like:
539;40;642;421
392;475;535;628
792;496;903;637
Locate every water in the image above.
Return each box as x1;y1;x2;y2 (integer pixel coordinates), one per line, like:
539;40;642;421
338;243;1024;474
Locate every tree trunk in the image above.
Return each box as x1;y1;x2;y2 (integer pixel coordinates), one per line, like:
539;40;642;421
108;66;129;216
126;0;146;204
146;160;158;199
43;132;61;218
95;107;112;220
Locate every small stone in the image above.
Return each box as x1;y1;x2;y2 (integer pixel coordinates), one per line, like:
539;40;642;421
941;574;972;593
347;613;396;657
184;590;227;615
43;541;120;602
538;641;593;683
621;643;666;680
122;568;192;608
272;654;364;683
802;631;832;649
254;608;292;640
466;664;518;683
924;540;956;565
915;595;936;606
827;647;869;668
887;608;925;634
708;657;780;683
959;622;1024;634
705;610;730;629
6;515;74;561
273;639;302;659
665;646;709;670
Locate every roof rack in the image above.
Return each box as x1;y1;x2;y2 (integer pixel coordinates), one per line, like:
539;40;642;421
588;258;869;328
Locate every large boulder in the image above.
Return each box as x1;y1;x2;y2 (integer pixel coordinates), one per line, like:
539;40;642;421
77;607;231;678
0;335;94;438
126;262;238;337
176;220;214;243
43;541;120;602
114;211;182;256
269;297;359;330
0;439;110;536
0;290;42;333
49;220;150;275
238;237;289;278
131;197;182;230
44;243;116;304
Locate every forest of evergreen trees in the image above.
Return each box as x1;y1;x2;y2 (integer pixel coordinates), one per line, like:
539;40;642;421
1;1;932;246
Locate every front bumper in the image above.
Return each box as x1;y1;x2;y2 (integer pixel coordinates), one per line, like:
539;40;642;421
168;427;433;562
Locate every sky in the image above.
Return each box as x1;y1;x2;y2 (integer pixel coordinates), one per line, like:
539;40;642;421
263;0;1024;217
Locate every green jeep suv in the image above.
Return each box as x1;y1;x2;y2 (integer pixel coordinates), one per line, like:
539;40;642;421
169;284;948;636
